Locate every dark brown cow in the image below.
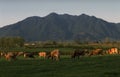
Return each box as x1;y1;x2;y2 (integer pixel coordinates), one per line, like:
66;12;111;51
71;49;88;58
24;52;35;58
47;49;60;60
89;49;103;56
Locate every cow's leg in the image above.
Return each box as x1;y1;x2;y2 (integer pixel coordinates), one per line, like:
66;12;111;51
56;56;59;61
51;56;54;60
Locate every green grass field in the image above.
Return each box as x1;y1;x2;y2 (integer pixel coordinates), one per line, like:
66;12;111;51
0;55;120;77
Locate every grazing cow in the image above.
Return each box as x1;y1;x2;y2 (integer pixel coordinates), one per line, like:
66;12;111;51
17;52;24;56
107;48;118;54
89;49;103;56
4;52;18;61
47;49;60;60
38;52;46;58
71;49;87;58
24;52;35;58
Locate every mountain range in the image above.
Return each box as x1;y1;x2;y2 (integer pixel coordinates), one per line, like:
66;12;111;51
0;13;120;41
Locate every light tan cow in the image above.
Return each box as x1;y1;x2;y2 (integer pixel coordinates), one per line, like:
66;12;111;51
38;52;46;58
107;48;118;54
48;49;60;60
17;52;24;56
0;52;5;57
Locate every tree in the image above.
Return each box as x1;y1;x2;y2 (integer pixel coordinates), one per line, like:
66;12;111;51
0;37;25;48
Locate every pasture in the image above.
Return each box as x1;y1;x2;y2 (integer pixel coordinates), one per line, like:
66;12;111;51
0;55;120;77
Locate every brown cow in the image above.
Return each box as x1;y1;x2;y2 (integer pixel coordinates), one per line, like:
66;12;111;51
89;49;103;56
107;48;118;54
47;49;60;60
71;49;88;58
38;52;46;58
4;52;18;61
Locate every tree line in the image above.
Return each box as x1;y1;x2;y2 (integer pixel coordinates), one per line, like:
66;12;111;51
0;37;25;49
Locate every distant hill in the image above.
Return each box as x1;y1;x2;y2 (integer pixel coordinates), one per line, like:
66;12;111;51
0;13;120;41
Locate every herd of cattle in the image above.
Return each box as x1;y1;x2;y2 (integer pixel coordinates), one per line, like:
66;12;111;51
0;49;60;61
0;47;119;61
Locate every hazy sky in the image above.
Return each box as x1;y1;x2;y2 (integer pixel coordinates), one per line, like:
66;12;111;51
0;0;120;27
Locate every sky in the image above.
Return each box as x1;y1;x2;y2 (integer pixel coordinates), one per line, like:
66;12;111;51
0;0;120;27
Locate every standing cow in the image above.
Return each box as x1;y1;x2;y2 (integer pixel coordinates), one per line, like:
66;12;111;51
47;49;60;61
